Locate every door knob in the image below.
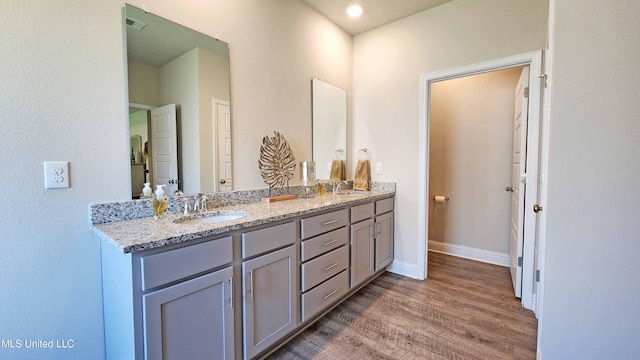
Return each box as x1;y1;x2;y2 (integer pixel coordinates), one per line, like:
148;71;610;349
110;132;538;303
505;186;514;192
533;204;543;213
220;179;226;184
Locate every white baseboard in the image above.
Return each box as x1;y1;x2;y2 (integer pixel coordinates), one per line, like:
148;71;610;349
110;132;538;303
387;259;420;279
428;240;510;267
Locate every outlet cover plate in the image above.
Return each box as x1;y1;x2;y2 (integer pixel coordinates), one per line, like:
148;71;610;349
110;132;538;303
44;161;69;189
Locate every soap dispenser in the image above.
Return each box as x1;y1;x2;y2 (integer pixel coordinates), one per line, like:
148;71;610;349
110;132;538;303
153;185;167;219
141;182;153;198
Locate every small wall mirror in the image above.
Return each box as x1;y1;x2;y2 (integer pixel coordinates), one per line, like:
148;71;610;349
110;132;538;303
312;78;347;180
125;4;231;198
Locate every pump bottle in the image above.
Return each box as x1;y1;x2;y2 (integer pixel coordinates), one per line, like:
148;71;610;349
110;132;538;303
153;185;167;219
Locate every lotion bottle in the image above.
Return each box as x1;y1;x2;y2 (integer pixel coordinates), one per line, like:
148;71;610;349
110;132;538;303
153;185;167;219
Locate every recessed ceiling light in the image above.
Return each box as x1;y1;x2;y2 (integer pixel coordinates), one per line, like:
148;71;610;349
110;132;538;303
346;4;363;18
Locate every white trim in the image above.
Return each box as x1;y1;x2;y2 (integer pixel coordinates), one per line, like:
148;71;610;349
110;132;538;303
536;0;555;356
428;241;510;267
418;50;544;310
521;52;543;311
386;259;420;279
417;73;430;281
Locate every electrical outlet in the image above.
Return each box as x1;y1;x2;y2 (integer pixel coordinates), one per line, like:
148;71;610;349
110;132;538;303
44;161;70;189
376;162;383;174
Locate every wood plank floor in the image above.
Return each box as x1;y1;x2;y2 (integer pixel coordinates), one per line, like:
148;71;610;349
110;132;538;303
269;252;538;359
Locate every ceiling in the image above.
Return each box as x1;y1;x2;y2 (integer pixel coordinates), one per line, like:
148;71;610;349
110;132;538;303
126;4;228;68
302;0;453;35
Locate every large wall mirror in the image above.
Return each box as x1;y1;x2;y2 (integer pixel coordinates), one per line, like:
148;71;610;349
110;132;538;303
312;78;347;181
125;4;231;198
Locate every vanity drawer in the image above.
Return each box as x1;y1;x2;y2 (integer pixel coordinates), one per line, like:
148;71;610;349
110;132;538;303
376;197;394;215
301;270;349;322
242;221;296;259
350;202;374;223
301;227;348;262
140;236;232;291
300;208;348;239
301;245;348;292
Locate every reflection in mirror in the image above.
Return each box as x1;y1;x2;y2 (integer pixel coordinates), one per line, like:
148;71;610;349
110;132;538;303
312;78;347;181
125;4;231;198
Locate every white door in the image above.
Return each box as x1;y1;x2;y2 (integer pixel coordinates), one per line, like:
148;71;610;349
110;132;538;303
151;104;179;194
510;67;529;298
215;100;232;192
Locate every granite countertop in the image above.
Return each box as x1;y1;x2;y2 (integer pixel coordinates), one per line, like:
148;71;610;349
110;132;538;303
92;190;394;254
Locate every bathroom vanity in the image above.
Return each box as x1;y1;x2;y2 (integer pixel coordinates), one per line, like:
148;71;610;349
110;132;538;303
92;186;394;360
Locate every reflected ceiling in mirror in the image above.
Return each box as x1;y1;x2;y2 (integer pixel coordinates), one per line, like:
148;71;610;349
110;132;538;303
312;78;347;181
125;4;232;198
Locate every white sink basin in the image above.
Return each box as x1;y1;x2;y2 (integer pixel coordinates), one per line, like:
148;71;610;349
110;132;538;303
174;211;247;225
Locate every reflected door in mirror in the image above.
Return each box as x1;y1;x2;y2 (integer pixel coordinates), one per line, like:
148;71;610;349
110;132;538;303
215;99;233;192
151;104;179;195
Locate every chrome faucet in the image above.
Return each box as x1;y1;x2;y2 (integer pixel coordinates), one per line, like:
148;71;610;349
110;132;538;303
193;193;208;213
333;181;349;194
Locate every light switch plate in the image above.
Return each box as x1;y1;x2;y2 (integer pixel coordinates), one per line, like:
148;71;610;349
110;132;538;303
44;161;70;189
376;162;383;174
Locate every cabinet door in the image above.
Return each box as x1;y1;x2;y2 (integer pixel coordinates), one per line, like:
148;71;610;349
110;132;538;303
242;245;297;359
143;266;234;360
350;218;375;288
375;212;394;271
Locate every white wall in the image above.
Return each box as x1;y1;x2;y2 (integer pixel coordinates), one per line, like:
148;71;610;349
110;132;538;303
161;48;200;194
198;48;231;193
353;0;548;277
539;0;640;357
127;60;160;106
0;0;351;359
429;68;521;255
137;0;353;190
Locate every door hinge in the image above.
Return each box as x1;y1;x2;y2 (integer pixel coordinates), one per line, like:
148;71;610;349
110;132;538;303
518;256;523;267
536;270;541;282
538;74;548;88
524;87;529;98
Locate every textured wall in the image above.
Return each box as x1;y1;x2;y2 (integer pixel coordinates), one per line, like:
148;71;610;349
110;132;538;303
0;0;351;359
540;0;640;357
353;0;548;277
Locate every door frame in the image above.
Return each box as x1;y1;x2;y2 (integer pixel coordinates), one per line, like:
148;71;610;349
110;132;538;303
418;50;544;310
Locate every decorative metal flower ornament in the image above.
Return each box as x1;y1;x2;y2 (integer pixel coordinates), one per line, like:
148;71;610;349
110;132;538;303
258;131;296;188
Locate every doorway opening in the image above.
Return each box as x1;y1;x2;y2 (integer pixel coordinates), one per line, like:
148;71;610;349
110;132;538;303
418;51;544;311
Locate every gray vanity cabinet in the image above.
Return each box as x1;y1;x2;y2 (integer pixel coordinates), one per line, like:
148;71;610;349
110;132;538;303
99;194;395;360
300;209;350;322
143;266;234;360
350;203;375;288
375;198;395;271
241;223;297;359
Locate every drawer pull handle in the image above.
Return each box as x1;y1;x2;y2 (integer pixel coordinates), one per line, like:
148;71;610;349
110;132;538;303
228;276;233;308
323;219;338;226
324;263;339;271
323;289;338;300
323;239;338;247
